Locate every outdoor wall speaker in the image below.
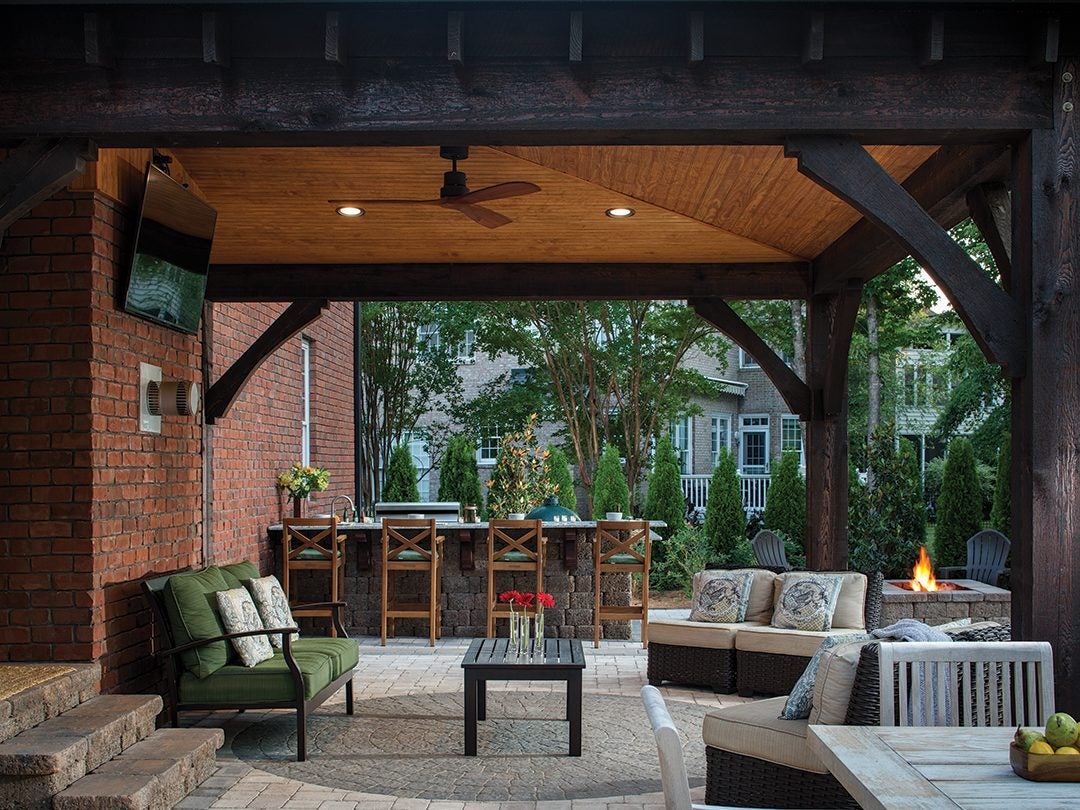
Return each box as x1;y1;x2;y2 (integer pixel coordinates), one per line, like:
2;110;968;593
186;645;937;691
147;380;201;416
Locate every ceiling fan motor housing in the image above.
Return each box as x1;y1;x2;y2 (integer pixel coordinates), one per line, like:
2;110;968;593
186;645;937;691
441;170;470;198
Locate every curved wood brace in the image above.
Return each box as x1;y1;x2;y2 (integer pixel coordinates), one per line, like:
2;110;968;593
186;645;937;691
690;298;811;419
787;135;1024;376
204;299;327;424
822;282;864;418
0;138;98;237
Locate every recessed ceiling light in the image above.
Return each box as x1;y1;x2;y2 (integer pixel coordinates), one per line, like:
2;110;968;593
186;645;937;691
335;205;365;217
605;207;635;218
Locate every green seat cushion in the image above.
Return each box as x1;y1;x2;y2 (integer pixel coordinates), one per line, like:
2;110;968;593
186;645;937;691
219;560;260;589
607;552;640;565
394;549;427;561
496;551;533;563
163;567;231;679
295;548;342;561
293;638;359;679
177;650;334;704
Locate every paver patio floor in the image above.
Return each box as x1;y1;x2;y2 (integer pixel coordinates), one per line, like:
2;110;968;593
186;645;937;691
176;619;752;810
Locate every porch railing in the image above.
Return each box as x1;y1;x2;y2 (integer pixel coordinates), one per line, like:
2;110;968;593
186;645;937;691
680;473;771;517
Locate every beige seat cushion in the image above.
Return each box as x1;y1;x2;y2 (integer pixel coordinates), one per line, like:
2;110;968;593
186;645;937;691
744;569;779;624
735;625;857;658
809;638;871;724
771;571;867;630
649;620;766;650
702;696;828;774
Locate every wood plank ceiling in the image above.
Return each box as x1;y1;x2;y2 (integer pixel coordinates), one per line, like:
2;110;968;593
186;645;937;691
169;144;938;265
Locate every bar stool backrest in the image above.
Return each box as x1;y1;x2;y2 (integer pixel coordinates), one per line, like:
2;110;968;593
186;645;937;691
488;519;544;564
382;518;438;562
283;517;342;564
595;519;650;565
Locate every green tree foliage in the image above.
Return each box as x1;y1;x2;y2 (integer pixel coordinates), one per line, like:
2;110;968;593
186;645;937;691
935;438;983;567
924;456;946;519
849;427;927;577
762;452;806;549
546;444;578;512
438;435;483;510
644;438;687;589
704;448;744;558
473;301;727;512
382;444;420;502
591;444;630;517
484;415;553;519
990;434;1011;535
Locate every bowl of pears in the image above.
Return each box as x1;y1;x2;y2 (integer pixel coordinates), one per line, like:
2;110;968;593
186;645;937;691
1011;712;1080;781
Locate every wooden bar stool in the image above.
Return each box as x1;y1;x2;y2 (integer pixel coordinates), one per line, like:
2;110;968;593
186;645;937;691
593;519;651;648
281;516;347;636
486;518;547;637
381;518;444;646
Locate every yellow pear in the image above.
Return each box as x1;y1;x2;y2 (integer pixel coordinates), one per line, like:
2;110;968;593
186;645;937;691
1055;746;1080;755
1029;741;1055;755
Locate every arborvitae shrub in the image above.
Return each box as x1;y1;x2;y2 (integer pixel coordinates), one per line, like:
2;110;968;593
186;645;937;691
591;444;630;517
935;437;983;567
762;451;805;549
898;438;927;548
547;444;578;512
644;437;688;589
704;448;744;558
990;434;1011;536
382;444;420;501
438;435;483;510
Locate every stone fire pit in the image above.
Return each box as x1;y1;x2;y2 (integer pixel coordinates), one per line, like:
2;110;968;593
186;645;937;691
881;578;1011;626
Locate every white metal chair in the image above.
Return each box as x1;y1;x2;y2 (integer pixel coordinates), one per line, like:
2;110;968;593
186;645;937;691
877;641;1054;727
641;686;803;810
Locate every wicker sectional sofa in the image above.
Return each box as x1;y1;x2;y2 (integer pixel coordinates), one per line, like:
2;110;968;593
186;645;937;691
647;568;882;696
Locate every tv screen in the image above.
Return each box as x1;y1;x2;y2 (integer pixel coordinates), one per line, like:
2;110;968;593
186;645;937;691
123;164;217;334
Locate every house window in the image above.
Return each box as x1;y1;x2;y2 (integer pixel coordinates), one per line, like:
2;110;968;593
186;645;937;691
739;414;769;474
669;417;692;475
418;323;440;351
781;415;804;467
710;414;731;467
405;432;431;501
739;348;760;369
301;338;311;466
478;426;501;465
456;329;476;364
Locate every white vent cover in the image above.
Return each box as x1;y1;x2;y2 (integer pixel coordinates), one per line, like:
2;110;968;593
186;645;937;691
139;362;162;434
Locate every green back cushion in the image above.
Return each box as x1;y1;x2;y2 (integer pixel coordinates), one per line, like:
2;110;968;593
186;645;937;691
219;560;260;589
164;566;231;678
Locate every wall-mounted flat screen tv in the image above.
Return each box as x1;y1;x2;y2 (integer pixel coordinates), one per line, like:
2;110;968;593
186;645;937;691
122;164;217;335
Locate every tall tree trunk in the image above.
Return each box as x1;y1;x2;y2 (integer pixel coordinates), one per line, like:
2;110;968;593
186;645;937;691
866;292;881;488
790;299;806;380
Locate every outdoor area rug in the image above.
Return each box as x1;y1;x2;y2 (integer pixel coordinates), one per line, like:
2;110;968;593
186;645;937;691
0;665;75;701
231;691;710;801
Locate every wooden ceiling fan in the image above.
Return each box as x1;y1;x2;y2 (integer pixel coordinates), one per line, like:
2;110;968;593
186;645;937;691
332;146;541;229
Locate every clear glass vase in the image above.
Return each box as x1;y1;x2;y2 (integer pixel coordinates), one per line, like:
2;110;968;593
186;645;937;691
534;611;545;653
508;609;520;654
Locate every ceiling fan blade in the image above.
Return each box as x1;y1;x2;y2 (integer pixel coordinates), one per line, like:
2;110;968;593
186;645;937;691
453;182;541;205
328;198;442;205
445;202;513;229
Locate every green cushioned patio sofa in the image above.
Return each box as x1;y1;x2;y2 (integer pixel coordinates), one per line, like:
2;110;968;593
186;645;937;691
141;561;357;761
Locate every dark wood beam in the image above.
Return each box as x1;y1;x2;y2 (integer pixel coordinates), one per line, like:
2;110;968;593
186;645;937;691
802;9;824;64
447;11;464;65
324;11;346;67
202;12;229;68
813;144;1010;293
822;281;863;418
1030;17;1060;66
0;139;98;240
204;300;327;424
966;182;1012;292
688;11;704;63
788;136;1023;374
0;58;1051;148
690;299;811;420
83;12;113;68
919;11;944;67
569;11;583;63
205;262;811;303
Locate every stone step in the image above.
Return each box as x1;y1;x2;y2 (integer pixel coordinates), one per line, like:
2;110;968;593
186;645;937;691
53;727;224;810
0;663;101;744
0;693;161;809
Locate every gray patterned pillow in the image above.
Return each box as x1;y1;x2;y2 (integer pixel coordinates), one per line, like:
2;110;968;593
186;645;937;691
771;573;845;632
215;587;274;667
689;570;755;623
780;632;871;720
245;575;298;649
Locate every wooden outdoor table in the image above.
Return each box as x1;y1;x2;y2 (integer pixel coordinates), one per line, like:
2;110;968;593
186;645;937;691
461;637;586;757
807;725;1079;809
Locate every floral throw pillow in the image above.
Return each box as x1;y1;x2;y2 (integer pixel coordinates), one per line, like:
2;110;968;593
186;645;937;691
689;570;756;623
245;575;298;649
780;632;872;720
771;573;845;632
215;587;274;667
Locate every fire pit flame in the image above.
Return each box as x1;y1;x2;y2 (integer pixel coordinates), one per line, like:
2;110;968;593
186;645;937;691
910;545;938;592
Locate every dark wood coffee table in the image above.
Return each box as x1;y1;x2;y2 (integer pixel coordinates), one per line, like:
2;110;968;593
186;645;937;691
461;637;586;756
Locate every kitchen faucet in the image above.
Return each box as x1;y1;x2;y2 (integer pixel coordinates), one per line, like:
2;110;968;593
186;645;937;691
330;494;355;522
